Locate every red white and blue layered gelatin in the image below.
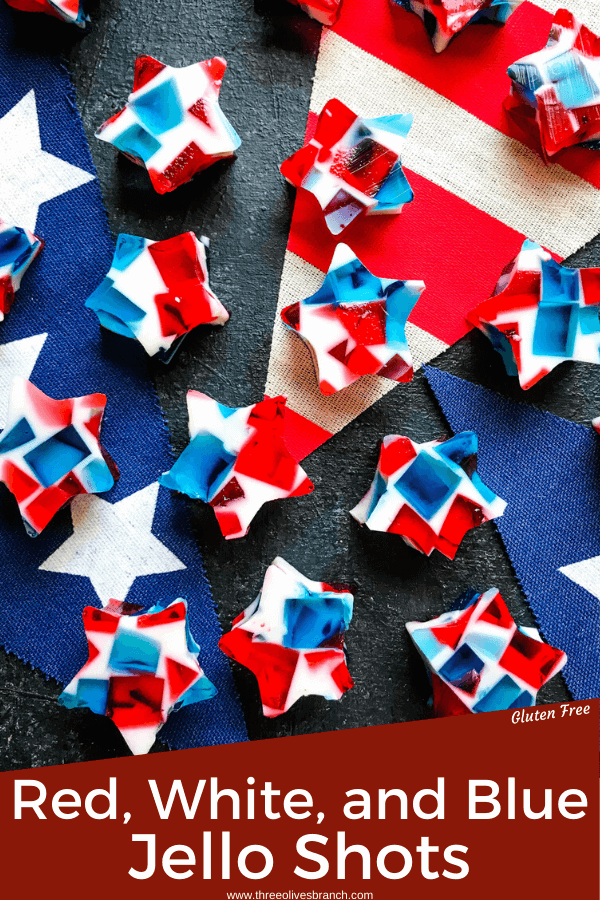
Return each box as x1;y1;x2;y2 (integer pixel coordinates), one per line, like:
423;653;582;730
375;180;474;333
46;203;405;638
159;393;314;540
96;56;241;194
506;10;600;159
282;243;425;395
391;0;522;53
281;99;414;235
351;432;506;559
406;588;567;716
59;599;217;755
468;239;600;390
0;219;43;323
219;557;354;717
0;378;118;536
86;231;229;362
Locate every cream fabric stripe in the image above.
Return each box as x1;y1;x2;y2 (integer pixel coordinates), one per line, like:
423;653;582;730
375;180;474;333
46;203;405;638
311;32;600;260
266;250;449;435
532;0;600;32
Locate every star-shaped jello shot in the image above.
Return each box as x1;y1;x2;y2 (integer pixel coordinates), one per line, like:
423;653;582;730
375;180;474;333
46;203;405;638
159;393;314;539
219;557;354;717
406;588;567;716
506;9;600;159
468;239;600;390
86;232;229;362
0;378;118;536
280;99;414;234
391;0;522;53
0;219;43;322
351;431;506;559
60;599;217;755
281;243;425;395
96;55;241;194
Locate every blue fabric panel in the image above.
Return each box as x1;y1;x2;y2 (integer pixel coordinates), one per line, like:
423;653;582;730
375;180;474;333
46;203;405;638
424;365;600;702
0;4;247;751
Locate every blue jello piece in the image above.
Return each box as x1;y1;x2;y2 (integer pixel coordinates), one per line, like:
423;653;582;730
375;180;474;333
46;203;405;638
485;323;520;376
547;52;598;110
0;417;35;452
0;226;35;272
363;113;413;140
340;260;383;306
59;678;109;715
86;282;146;337
108;629;161;674
532;303;578;357
507;62;544;95
81;458;116;492
131;78;184;135
217;402;239;419
159;433;236;500
283;594;350;649
508;689;534;709
112;123;161;163
375;162;414;211
473;673;523;712
395;451;461;518
470;471;499;507
212;103;242;150
385;281;420;349
313;255;382;308
541;256;579;305
439;643;485;687
112;233;149;271
365;470;388;520
24;425;91;488
177;672;218;709
579;305;600;336
437;431;477;464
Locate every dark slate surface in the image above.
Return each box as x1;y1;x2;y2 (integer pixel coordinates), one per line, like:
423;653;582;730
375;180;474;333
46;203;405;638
4;0;597;770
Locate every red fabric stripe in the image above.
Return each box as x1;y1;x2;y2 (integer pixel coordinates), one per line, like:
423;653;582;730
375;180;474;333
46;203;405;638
283;406;333;461
287;116;554;346
332;0;600;188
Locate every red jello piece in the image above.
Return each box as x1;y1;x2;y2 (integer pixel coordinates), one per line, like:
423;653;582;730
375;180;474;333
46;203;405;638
499;630;565;690
83;606;120;633
138;601;187;628
378;437;417;477
165;657;199;704
431;673;471;717
133;55;167;91
107;674;165;728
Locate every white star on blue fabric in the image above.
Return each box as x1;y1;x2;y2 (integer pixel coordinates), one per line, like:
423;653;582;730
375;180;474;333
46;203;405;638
559;555;600;602
0;332;47;428
39;482;186;606
0;90;94;231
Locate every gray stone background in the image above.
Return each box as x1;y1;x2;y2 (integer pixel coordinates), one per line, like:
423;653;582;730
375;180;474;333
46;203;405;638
6;0;598;770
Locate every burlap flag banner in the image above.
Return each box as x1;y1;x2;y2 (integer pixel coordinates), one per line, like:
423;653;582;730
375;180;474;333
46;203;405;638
268;0;600;459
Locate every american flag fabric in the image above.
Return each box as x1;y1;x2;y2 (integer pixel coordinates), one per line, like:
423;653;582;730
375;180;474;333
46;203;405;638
266;0;600;459
0;4;247;751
